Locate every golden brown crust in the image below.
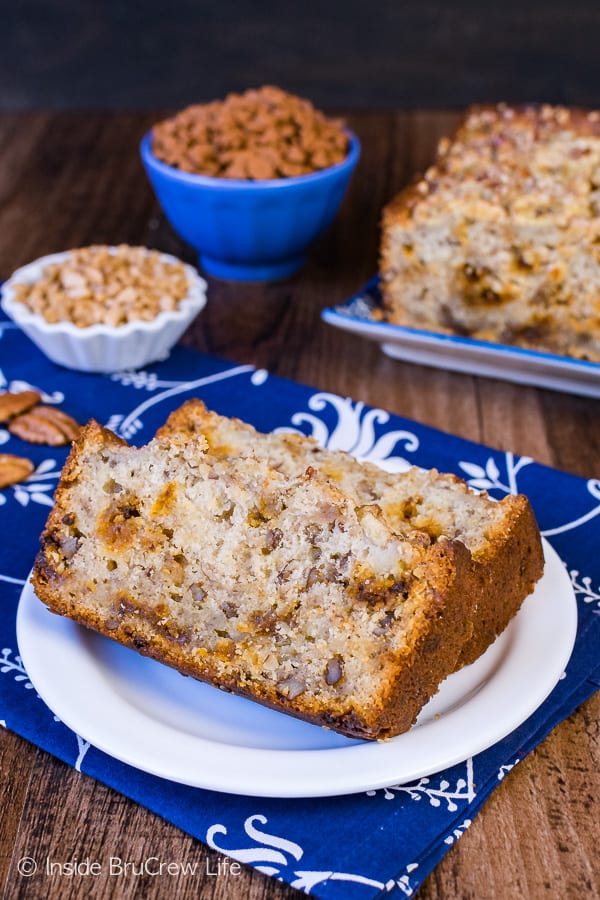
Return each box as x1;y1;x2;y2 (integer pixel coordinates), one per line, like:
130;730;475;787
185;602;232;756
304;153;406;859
382;104;600;228
456;494;544;667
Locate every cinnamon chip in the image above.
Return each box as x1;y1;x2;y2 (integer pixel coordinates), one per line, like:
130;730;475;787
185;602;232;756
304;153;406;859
9;406;81;446
0;454;34;489
0;390;42;424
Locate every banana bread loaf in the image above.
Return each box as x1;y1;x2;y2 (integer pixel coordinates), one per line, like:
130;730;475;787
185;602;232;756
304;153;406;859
32;403;543;740
380;103;600;361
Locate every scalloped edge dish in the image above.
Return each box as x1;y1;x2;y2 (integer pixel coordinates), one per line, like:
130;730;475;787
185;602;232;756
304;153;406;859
1;249;207;373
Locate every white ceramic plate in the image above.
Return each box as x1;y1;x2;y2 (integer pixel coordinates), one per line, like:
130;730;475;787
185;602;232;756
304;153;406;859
322;280;600;398
17;539;576;798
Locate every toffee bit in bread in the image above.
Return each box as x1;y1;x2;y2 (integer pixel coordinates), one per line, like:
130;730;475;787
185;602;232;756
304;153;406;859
31;401;544;740
380;103;600;362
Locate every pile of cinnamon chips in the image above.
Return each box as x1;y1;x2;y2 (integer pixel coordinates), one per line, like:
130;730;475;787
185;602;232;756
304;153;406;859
152;85;348;180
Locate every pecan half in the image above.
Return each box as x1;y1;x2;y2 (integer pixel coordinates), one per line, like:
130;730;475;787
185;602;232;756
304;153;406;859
9;406;80;446
25;406;81;441
0;454;34;489
0;390;42;424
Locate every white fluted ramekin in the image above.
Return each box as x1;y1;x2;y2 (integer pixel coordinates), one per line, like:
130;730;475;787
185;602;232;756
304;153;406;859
1;249;207;373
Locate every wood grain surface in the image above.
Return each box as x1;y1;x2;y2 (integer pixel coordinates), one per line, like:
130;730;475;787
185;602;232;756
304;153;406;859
0;111;598;900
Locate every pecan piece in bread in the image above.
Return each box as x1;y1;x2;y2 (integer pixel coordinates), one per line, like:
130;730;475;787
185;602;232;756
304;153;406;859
0;390;42;424
0;453;34;489
9;406;80;446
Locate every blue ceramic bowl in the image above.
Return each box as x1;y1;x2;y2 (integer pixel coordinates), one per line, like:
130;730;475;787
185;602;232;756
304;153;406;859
140;131;361;282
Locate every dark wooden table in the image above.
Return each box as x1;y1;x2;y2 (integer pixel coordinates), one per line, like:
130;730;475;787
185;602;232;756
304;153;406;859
0;111;598;900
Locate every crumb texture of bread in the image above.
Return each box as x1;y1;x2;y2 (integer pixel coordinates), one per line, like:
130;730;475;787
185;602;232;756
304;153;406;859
32;402;544;740
380;103;600;362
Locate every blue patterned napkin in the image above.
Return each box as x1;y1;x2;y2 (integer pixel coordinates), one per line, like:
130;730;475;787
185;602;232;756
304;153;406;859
1;315;598;899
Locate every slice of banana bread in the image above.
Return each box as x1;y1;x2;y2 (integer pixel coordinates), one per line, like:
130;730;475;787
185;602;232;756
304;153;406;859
158;399;544;667
33;418;480;740
380;103;600;361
